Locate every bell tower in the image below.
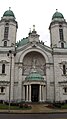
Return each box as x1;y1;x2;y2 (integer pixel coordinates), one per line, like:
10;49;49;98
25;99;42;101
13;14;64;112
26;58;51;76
49;10;67;48
0;8;18;47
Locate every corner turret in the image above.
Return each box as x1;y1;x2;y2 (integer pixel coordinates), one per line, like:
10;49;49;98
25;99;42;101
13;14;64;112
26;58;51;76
49;9;67;48
0;8;18;47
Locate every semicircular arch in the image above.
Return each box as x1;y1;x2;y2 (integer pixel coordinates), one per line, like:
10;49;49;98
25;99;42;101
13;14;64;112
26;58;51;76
19;48;50;64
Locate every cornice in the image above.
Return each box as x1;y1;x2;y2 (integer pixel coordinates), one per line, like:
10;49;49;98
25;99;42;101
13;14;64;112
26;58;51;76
0;81;9;86
0;60;9;63
16;42;52;54
52;48;67;55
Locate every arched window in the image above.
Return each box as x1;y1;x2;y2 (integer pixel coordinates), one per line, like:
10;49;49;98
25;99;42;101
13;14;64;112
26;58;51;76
4;26;9;40
2;64;5;74
4;41;7;46
63;65;66;75
1;87;4;93
61;42;64;48
59;28;64;41
64;87;67;93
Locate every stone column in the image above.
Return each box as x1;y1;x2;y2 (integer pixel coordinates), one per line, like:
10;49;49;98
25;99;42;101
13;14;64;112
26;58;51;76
29;85;31;102
46;63;50;101
18;65;22;100
42;85;44;102
22;85;25;101
26;85;28;102
39;85;41;102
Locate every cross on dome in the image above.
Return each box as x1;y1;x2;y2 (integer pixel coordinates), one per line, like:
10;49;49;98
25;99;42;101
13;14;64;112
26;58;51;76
9;7;11;10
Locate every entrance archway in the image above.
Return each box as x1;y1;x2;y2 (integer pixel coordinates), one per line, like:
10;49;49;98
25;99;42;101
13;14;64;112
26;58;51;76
22;51;46;75
31;84;39;102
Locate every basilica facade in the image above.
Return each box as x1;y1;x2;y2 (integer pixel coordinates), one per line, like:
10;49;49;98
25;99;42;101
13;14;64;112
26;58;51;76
0;9;67;103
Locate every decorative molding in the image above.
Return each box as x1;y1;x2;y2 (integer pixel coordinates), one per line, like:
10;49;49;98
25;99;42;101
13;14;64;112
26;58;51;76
0;73;6;76
50;82;54;86
63;93;67;95
59;61;67;65
0;60;9;64
2;39;9;41
14;82;18;86
0;81;9;86
59;81;67;83
0;93;5;95
59;40;66;43
14;82;18;84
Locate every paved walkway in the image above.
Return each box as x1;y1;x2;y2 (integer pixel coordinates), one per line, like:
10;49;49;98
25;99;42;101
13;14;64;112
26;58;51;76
0;104;67;113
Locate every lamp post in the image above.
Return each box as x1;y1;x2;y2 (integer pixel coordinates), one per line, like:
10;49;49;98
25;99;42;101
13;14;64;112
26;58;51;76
7;50;16;112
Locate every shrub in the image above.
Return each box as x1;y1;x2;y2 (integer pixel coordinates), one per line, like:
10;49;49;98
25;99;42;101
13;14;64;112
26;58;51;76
19;103;31;109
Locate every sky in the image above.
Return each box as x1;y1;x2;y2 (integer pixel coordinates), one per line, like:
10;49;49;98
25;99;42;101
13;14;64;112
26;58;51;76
0;0;67;46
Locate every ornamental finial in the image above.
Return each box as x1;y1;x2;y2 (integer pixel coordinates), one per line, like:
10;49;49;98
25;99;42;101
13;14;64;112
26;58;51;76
9;7;11;10
29;28;31;33
56;9;58;12
33;25;35;31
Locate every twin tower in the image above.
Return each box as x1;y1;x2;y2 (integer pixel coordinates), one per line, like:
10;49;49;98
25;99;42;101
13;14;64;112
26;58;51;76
0;9;67;48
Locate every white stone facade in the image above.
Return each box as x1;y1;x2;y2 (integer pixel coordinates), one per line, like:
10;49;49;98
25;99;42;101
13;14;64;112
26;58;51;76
0;9;67;103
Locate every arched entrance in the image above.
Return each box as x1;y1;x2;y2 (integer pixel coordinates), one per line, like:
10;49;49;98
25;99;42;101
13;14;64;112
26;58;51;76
31;84;39;102
23;81;46;102
21;51;47;102
22;51;46;76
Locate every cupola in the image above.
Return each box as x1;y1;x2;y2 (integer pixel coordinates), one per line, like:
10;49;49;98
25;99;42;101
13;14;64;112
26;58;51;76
0;8;18;47
26;72;44;81
51;9;65;22
2;8;15;20
49;9;67;48
3;9;15;18
52;10;64;20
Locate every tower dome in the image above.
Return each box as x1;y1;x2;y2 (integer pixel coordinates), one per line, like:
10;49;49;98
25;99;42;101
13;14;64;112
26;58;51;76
3;9;15;18
52;10;64;20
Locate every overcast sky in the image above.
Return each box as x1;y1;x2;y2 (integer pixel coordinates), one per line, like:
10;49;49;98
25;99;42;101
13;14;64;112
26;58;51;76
0;0;67;46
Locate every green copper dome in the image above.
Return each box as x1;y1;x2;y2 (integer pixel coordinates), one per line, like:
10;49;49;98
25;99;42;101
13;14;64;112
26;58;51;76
3;10;15;18
52;11;64;20
16;38;29;47
26;72;44;81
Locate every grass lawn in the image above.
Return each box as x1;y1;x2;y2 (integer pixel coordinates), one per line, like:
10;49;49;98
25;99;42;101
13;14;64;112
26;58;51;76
0;103;32;110
47;103;67;109
61;104;67;109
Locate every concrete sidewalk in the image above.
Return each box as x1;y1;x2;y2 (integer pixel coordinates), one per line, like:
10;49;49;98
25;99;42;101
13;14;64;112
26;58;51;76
0;104;67;114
